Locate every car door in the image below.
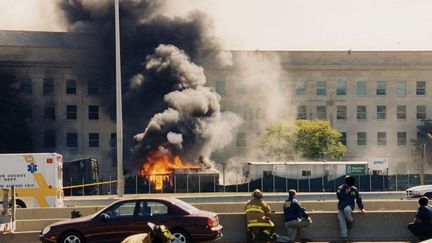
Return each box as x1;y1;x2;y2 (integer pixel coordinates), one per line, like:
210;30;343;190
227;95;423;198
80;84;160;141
133;200;173;231
88;201;141;243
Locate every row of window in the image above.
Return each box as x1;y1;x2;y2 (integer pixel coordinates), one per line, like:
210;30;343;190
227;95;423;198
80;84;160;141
236;131;411;147
297;105;428;120
25;105;100;120
43;132;116;148
21;79;99;96
296;80;427;96
214;80;428;97
340;131;409;146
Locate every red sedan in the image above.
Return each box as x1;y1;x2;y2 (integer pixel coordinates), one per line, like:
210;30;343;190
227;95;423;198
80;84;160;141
39;197;223;243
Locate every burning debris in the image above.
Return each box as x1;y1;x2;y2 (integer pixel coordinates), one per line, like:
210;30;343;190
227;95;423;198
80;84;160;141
139;145;201;191
133;44;242;184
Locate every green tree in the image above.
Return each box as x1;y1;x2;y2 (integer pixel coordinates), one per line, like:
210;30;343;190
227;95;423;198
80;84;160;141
417;119;432;142
0;68;33;152
295;120;345;159
257;121;298;160
257;120;345;160
417;119;432;163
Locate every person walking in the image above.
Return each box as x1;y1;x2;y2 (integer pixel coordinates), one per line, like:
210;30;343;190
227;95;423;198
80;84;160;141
336;175;365;241
407;196;432;241
245;189;277;242
279;189;312;243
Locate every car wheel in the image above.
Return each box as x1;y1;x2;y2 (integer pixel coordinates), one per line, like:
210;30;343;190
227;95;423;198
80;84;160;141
425;192;432;199
170;229;191;243
58;231;85;243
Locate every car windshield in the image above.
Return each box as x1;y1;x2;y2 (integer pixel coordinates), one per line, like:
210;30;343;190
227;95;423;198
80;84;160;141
172;198;199;213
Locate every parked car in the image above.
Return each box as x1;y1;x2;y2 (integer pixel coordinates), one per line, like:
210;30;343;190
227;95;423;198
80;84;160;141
39;197;223;243
406;185;432;199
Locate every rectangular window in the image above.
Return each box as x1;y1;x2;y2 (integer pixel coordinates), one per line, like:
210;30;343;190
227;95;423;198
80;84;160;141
396;81;406;96
417;105;426;119
66;133;78;148
43;79;54;96
89;133;99;147
316;106;327;120
236;132;246;147
376;81;386;95
357;105;367;120
88;80;99;95
44;131;56;148
377;132;387;145
21;79;32;95
397;105;406;120
356;81;366;96
297;105;307;119
397;132;407;145
316;81;326;96
296;81;307;95
43;105;56;120
301;170;311;176
357;132;367;146
337;106;346;120
417;81;426;95
336;81;346;96
110;133;116;148
66;105;77;120
340;132;347;146
215;81;225;95
66;79;77;95
88;105;99;120
377;105;386;119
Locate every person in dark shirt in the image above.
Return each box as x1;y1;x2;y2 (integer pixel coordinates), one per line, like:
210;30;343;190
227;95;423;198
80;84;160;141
279;189;312;243
336;176;365;241
408;196;432;241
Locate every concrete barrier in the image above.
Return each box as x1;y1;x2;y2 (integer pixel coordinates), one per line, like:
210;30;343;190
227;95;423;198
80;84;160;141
192;200;418;213
10;211;418;241
219;211;417;242
15;200;417;220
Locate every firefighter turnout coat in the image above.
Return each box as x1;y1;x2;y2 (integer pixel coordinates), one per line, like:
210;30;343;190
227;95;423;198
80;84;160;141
245;198;275;228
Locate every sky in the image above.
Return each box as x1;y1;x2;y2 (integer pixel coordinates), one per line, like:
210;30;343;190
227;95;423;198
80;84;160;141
1;0;432;50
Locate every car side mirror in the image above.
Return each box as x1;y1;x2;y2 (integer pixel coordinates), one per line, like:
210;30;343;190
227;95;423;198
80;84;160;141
101;213;110;221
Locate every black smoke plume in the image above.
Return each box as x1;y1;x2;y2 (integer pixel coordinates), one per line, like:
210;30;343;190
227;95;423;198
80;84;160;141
59;0;240;171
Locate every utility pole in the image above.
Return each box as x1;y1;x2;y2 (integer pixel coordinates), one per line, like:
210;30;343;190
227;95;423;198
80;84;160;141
421;143;426;185
115;0;124;197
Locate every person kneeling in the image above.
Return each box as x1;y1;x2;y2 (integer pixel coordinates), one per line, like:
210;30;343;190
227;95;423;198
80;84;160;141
280;189;312;243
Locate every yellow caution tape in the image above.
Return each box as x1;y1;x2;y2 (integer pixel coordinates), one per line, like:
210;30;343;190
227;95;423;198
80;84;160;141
63;180;117;189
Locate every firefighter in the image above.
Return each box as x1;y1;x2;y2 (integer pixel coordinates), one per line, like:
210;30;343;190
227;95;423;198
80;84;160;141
245;189;277;242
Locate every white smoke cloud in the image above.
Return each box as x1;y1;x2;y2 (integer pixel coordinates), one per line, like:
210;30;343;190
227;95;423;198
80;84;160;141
167;132;183;149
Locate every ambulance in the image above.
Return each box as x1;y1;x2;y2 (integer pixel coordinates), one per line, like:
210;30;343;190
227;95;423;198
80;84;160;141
0;153;63;208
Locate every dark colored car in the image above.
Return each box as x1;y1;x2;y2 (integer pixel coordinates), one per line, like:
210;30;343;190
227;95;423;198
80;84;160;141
39;197;223;243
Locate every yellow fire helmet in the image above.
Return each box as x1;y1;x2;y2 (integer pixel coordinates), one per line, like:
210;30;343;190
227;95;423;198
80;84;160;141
252;189;263;199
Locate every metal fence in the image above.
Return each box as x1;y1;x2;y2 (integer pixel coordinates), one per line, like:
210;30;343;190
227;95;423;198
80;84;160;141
63;173;432;196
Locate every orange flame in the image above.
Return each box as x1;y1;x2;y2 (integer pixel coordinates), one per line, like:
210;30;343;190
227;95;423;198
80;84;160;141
139;149;200;191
